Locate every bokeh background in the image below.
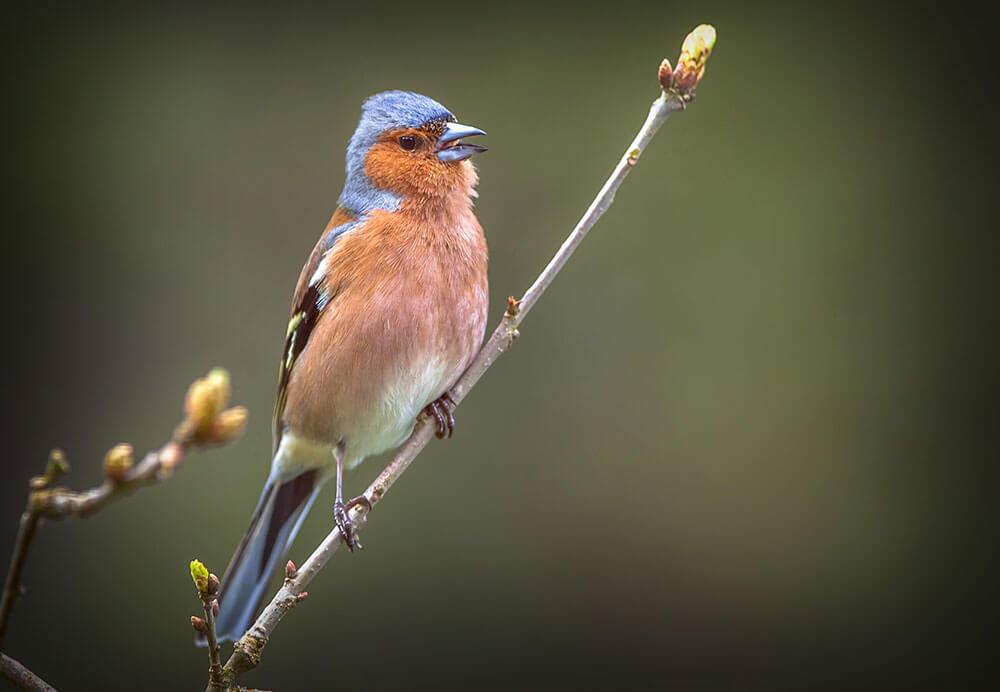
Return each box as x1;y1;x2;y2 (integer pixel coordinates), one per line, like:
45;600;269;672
2;1;993;689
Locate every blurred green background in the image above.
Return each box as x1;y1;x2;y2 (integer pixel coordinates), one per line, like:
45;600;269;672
2;1;992;690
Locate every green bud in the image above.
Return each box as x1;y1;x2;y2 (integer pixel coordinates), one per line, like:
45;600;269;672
190;559;210;592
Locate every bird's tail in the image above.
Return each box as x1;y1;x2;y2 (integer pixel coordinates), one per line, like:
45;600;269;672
203;469;321;644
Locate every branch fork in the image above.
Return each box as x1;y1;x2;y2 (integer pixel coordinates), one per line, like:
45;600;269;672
1;369;248;691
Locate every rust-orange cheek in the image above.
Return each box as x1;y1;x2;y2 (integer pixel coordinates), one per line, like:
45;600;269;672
364;135;469;200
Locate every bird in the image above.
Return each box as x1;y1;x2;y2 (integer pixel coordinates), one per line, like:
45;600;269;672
210;91;489;643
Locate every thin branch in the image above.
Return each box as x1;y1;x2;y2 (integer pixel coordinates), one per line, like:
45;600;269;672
201;599;224;691
217;24;717;689
0;652;57;692
0;508;41;650
190;562;226;691
0;369;247;677
0;441;195;654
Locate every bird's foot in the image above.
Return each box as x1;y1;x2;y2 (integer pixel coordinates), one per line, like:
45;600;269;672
423;392;457;439
333;495;372;552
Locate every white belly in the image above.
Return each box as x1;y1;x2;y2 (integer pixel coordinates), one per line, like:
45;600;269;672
353;354;450;466
274;353;450;480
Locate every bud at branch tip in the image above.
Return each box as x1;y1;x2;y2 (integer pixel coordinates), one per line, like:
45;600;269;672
190;559;210;593
661;23;717;97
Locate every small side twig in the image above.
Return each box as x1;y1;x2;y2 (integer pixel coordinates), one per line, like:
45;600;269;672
190;561;225;691
0;501;43;650
0;368;248;681
216;24;717;690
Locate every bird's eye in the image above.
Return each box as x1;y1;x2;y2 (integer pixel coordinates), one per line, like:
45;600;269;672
399;135;417;151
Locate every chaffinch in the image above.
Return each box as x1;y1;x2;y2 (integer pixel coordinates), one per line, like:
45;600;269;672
212;91;488;642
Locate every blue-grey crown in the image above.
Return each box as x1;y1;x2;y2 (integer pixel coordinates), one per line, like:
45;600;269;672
339;91;455;215
358;91;454;136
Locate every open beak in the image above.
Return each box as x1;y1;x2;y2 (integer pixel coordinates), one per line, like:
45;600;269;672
436;122;488;162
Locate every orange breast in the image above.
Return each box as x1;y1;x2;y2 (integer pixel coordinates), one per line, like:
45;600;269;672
281;201;488;458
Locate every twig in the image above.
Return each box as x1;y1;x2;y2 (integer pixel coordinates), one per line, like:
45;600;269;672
190;561;226;691
0;368;248;688
216;24;717;689
0;652;57;692
202;599;224;691
0;508;41;651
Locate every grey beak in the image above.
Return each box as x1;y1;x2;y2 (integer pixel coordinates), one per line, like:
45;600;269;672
437;121;487;162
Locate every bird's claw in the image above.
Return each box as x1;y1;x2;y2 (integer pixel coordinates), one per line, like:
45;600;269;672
423;393;457;439
333;495;371;552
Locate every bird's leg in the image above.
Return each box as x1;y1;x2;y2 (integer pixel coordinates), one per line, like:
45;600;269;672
423;392;457;439
332;443;370;551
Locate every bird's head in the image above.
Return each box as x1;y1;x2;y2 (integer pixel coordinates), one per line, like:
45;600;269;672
339;91;487;214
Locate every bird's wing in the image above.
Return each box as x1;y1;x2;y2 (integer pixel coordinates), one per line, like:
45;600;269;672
272;209;359;453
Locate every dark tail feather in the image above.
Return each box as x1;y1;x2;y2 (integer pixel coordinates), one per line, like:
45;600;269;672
205;470;320;644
